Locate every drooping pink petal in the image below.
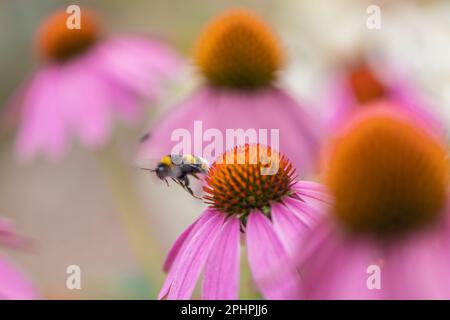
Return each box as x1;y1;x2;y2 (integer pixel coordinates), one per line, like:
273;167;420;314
138;88;213;162
381;217;450;299
321;72;355;134
282;196;324;228
291;181;333;206
107;85;141;124
246;211;302;299
299;220;387;300
159;211;218;299
202;216;240;300
163;219;198;273
323;70;443;136
0;219;29;249
270;202;310;259
390;81;444;135
159;209;225;300
93;35;182;102
293;180;330;194
58;60;113;149
13;35;181;161
139;87;321;176
0;255;37;300
15;66;68;161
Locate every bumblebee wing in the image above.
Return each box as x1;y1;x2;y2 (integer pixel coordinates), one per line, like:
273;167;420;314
197;157;210;173
170;154;184;166
190;156;210;172
180;154;195;165
181;164;208;175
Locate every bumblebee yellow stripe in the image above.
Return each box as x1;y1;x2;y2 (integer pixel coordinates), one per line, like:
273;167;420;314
160;155;173;166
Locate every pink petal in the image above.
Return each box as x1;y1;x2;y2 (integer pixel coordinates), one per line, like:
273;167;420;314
159;209;225;300
387;76;444;135
0;255;37;300
299;221;387;299
58;61;113;148
0;219;29;249
323;70;443;136
15;66;68;161
137;88;222;164
202;216;240;300
293;181;330;194
93;36;182;101
163;219;198;273
321;72;363;134
107;86;141;124
291;181;334;206
246;211;302;299
282;196;324;228
270;202;310;259
139;87;321;175
382;219;450;299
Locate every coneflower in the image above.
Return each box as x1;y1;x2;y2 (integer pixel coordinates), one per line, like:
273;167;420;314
6;7;181;161
140;9;321;176
159;144;329;300
299;106;450;299
323;60;442;134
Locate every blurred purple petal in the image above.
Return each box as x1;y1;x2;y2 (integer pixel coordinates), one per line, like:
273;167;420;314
159;209;224;300
299;221;386;299
15;66;68;162
0;255;37;300
0;218;29;249
139;87;321;176
202;216;240;300
93;36;182;101
246;211;302;299
271;202;309;258
163;219;198;273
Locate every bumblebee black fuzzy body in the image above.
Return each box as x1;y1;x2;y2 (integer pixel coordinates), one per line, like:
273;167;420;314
150;154;209;197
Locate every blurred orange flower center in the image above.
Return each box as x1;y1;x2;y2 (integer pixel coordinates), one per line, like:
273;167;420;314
194;9;284;90
348;64;387;104
36;9;100;62
326;111;449;237
203;144;296;220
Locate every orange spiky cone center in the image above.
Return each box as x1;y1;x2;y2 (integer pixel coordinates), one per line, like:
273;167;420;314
347;64;387;104
36;9;100;62
203;145;296;220
194;9;284;90
326;110;449;237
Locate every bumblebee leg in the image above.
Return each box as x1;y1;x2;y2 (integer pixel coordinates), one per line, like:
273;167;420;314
164;178;169;187
173;177;189;191
191;173;200;180
186;185;201;199
172;178;194;197
180;176;201;199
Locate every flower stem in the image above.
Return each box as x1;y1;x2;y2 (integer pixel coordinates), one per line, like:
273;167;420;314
96;143;163;291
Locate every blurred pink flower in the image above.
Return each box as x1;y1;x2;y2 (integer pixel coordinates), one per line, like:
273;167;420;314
159;145;330;300
323;61;442;134
0;218;37;300
139;10;321;175
299;106;450;299
7;8;181;161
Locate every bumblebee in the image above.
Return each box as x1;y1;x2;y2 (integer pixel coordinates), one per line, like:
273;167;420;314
143;154;209;198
